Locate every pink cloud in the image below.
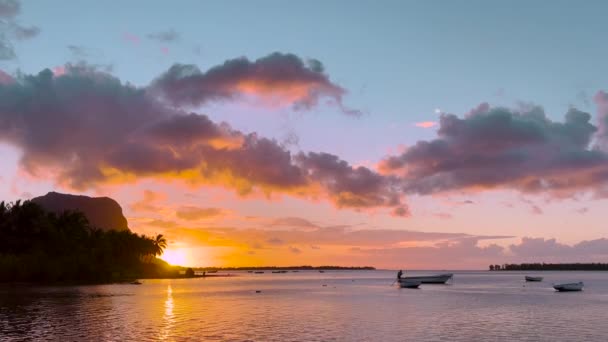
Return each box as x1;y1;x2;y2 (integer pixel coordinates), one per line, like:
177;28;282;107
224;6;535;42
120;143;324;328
123;32;140;45
0;70;14;84
414;121;437;128
52;66;66;76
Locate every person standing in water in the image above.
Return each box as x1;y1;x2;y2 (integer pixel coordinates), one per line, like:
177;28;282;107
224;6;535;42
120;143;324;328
397;270;403;279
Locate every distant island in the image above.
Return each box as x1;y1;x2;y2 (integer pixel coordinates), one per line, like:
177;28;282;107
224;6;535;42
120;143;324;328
0;194;192;284
195;266;375;271
490;263;608;271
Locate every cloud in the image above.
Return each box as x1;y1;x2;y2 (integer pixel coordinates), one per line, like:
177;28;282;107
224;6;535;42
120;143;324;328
175;206;223;220
0;62;401;215
0;41;15;60
0;0;19;18
414;121;437;128
0;69;13;84
67;45;100;59
0;0;39;60
266;237;285;246
289;246;301;254
123;32;140;45
147;29;179;43
348;237;505;269
11;24;39;40
432;212;452;219
381;103;608;198
130;190;166;213
509;237;608;261
154;223;509;249
594;91;608;150
295;152;404;210
270;217;319;229
152;52;360;115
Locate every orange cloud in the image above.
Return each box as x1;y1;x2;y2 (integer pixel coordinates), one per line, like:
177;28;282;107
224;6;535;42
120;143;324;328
414;121;437;128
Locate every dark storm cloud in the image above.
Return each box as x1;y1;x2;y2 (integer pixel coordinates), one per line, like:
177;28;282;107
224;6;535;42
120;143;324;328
152;52;360;115
381;103;608;197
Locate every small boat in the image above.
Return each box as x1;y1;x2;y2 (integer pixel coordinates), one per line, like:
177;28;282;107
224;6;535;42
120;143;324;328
254;271;264;274
400;273;453;284
398;280;421;289
525;276;543;282
319;270;325;273
129;280;142;285
553;282;584;292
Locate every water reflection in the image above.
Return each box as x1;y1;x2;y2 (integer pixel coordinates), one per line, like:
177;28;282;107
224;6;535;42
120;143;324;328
159;284;174;341
2;271;608;341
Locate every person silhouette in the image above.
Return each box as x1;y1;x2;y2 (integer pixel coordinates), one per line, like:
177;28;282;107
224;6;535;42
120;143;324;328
397;270;403;279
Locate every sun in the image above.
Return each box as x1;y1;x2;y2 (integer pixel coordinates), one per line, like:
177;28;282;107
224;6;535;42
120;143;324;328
161;248;188;266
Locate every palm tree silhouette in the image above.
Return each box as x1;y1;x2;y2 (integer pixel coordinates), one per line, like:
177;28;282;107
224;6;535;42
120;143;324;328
153;234;167;256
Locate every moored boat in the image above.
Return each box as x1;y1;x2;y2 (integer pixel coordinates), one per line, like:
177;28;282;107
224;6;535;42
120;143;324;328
553;282;583;292
398;280;421;289
399;273;453;284
525;276;543;282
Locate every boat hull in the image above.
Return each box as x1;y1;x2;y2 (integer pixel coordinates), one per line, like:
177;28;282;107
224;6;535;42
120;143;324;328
525;276;543;282
553;282;584;292
399;273;453;284
399;281;421;288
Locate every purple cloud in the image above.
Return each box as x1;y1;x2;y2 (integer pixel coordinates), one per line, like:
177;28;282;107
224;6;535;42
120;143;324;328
381;103;608;198
152;52;360;115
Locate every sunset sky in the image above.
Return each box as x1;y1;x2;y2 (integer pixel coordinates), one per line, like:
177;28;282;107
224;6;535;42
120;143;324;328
1;0;608;269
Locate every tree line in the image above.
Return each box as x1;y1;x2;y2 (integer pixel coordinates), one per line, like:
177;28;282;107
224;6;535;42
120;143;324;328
0;200;175;283
489;263;608;271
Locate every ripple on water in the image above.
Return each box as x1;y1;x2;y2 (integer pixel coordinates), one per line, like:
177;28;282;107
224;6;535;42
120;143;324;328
1;271;608;341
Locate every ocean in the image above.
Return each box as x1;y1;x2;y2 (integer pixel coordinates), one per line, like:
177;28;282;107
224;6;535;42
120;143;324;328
2;270;608;341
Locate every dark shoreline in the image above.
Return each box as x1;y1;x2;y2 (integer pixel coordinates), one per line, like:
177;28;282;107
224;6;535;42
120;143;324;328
490;263;608;271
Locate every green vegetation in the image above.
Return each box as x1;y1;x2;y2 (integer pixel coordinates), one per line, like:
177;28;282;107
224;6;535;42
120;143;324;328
490;263;608;271
0;200;182;283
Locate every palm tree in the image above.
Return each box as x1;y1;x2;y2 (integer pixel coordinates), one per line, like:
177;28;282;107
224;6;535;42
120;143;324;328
152;234;167;256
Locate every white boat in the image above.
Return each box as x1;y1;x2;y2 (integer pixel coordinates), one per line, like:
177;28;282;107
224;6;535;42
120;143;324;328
398;280;421;289
525;276;543;282
399;273;453;284
553;282;584;292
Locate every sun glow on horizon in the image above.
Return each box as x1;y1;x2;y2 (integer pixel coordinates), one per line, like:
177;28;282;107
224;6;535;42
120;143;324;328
161;248;189;266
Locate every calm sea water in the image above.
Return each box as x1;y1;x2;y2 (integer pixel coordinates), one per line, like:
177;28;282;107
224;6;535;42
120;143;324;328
1;270;608;341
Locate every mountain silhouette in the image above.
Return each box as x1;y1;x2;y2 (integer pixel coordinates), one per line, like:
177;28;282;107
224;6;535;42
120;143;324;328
32;192;130;231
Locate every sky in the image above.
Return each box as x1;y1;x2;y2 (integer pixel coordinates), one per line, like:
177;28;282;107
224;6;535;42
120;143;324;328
1;0;608;269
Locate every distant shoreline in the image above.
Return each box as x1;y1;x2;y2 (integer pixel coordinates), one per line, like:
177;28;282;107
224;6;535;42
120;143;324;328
193;266;376;271
489;263;608;271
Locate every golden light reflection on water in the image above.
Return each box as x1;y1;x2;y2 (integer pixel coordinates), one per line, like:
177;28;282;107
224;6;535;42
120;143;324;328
159;284;174;341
